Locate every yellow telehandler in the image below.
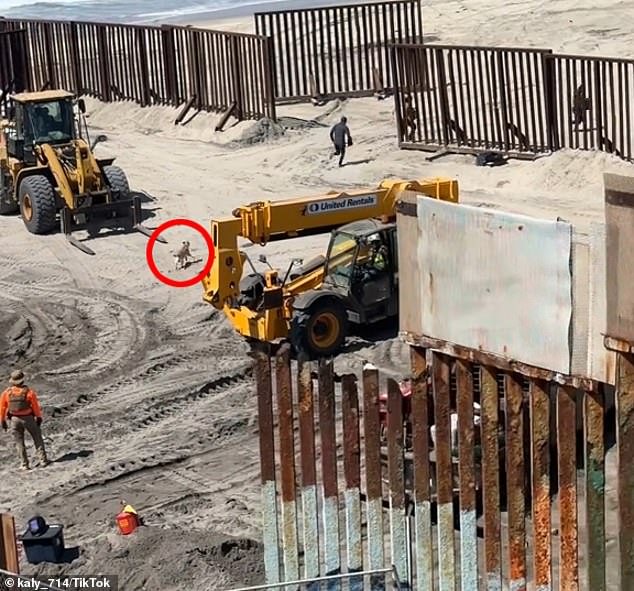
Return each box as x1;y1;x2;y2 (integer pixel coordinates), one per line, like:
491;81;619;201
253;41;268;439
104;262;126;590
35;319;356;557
0;89;163;255
201;177;459;358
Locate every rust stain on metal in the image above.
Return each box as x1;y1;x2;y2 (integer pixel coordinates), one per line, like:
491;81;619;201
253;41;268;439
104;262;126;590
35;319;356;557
342;373;363;588
255;345;275;484
318;358;339;499
3;19;278;121
456;360;476;510
529;379;552;589
297;355;317;488
298;359;315;418
363;368;382;501
275;345;300;580
256;1;424;102
480;365;502;590
387;377;406;509
616;352;634;589
342;374;361;490
318;358;341;586
254;344;280;584
276;344;296;503
557;385;579;591
362;367;385;583
403;332;595;390
432;352;453;504
584;384;606;591
504;373;527;590
456;359;478;590
297;354;320;581
387;377;409;582
410;347;431;500
432;351;457;591
410;346;434;591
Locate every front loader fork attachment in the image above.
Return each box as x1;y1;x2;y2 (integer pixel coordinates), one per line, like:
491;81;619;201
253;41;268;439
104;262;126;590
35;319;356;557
61;206;97;255
60;195;167;256
131;195;161;240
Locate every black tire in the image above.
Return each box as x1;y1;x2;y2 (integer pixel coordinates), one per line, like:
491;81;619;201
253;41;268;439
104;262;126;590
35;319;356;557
103;165;130;200
0;170;19;215
0;197;18;215
290;300;348;359
19;175;57;234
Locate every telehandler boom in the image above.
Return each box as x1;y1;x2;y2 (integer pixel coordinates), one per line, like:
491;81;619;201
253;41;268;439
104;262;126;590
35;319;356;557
201;177;459;358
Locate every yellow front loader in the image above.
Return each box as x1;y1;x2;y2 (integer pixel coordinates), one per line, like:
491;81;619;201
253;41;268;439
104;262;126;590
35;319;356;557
0;89;162;255
201;177;459;358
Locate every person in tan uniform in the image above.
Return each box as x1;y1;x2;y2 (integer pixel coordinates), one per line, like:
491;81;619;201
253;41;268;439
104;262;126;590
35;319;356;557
0;370;49;470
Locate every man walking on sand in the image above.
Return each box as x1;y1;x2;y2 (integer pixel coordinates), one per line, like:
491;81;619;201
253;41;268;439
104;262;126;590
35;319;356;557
0;370;49;470
330;116;353;167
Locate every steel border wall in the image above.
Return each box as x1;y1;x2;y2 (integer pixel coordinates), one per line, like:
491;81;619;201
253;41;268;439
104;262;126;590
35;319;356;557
255;0;423;102
0;18;276;122
391;43;557;155
254;339;627;589
0;29;30;113
392;42;634;162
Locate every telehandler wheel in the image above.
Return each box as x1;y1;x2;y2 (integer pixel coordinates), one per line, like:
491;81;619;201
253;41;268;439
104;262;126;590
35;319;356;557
19;175;57;235
103;165;130;200
290;301;348;359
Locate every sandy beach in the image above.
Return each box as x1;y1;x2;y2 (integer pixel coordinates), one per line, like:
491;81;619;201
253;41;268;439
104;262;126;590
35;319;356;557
1;0;633;588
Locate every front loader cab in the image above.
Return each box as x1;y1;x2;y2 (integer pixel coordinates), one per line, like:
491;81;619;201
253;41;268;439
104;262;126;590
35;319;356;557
7;90;78;163
21;95;76;147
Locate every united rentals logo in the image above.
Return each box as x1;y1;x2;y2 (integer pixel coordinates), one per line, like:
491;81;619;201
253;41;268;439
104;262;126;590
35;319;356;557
305;193;378;215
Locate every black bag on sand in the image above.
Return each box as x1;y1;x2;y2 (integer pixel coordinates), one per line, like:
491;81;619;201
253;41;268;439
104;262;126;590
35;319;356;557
475;150;507;167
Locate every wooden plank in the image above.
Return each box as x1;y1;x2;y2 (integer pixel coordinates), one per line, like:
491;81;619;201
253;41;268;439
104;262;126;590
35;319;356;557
0;514;19;573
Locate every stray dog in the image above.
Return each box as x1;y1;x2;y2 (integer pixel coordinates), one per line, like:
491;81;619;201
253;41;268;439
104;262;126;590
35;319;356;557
173;241;193;270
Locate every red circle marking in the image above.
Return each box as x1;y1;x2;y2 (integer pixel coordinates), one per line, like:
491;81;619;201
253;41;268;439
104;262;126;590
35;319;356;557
146;218;216;288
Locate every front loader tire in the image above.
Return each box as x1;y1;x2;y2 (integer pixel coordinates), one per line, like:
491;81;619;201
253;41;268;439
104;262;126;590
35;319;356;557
0;170;18;215
290;300;348;359
103;165;130;200
0;198;18;215
19;175;57;235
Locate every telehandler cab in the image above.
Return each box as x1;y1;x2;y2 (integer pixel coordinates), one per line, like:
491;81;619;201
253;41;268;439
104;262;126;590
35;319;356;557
288;218;399;357
0;89;161;255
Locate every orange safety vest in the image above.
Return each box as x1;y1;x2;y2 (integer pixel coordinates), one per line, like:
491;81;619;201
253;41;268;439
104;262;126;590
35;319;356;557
7;386;33;416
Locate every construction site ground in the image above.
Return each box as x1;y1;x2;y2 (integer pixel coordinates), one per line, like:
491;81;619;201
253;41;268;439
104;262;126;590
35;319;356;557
0;92;631;589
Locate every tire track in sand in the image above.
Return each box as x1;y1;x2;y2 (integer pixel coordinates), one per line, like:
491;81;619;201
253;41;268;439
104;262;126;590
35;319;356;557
0;278;150;379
